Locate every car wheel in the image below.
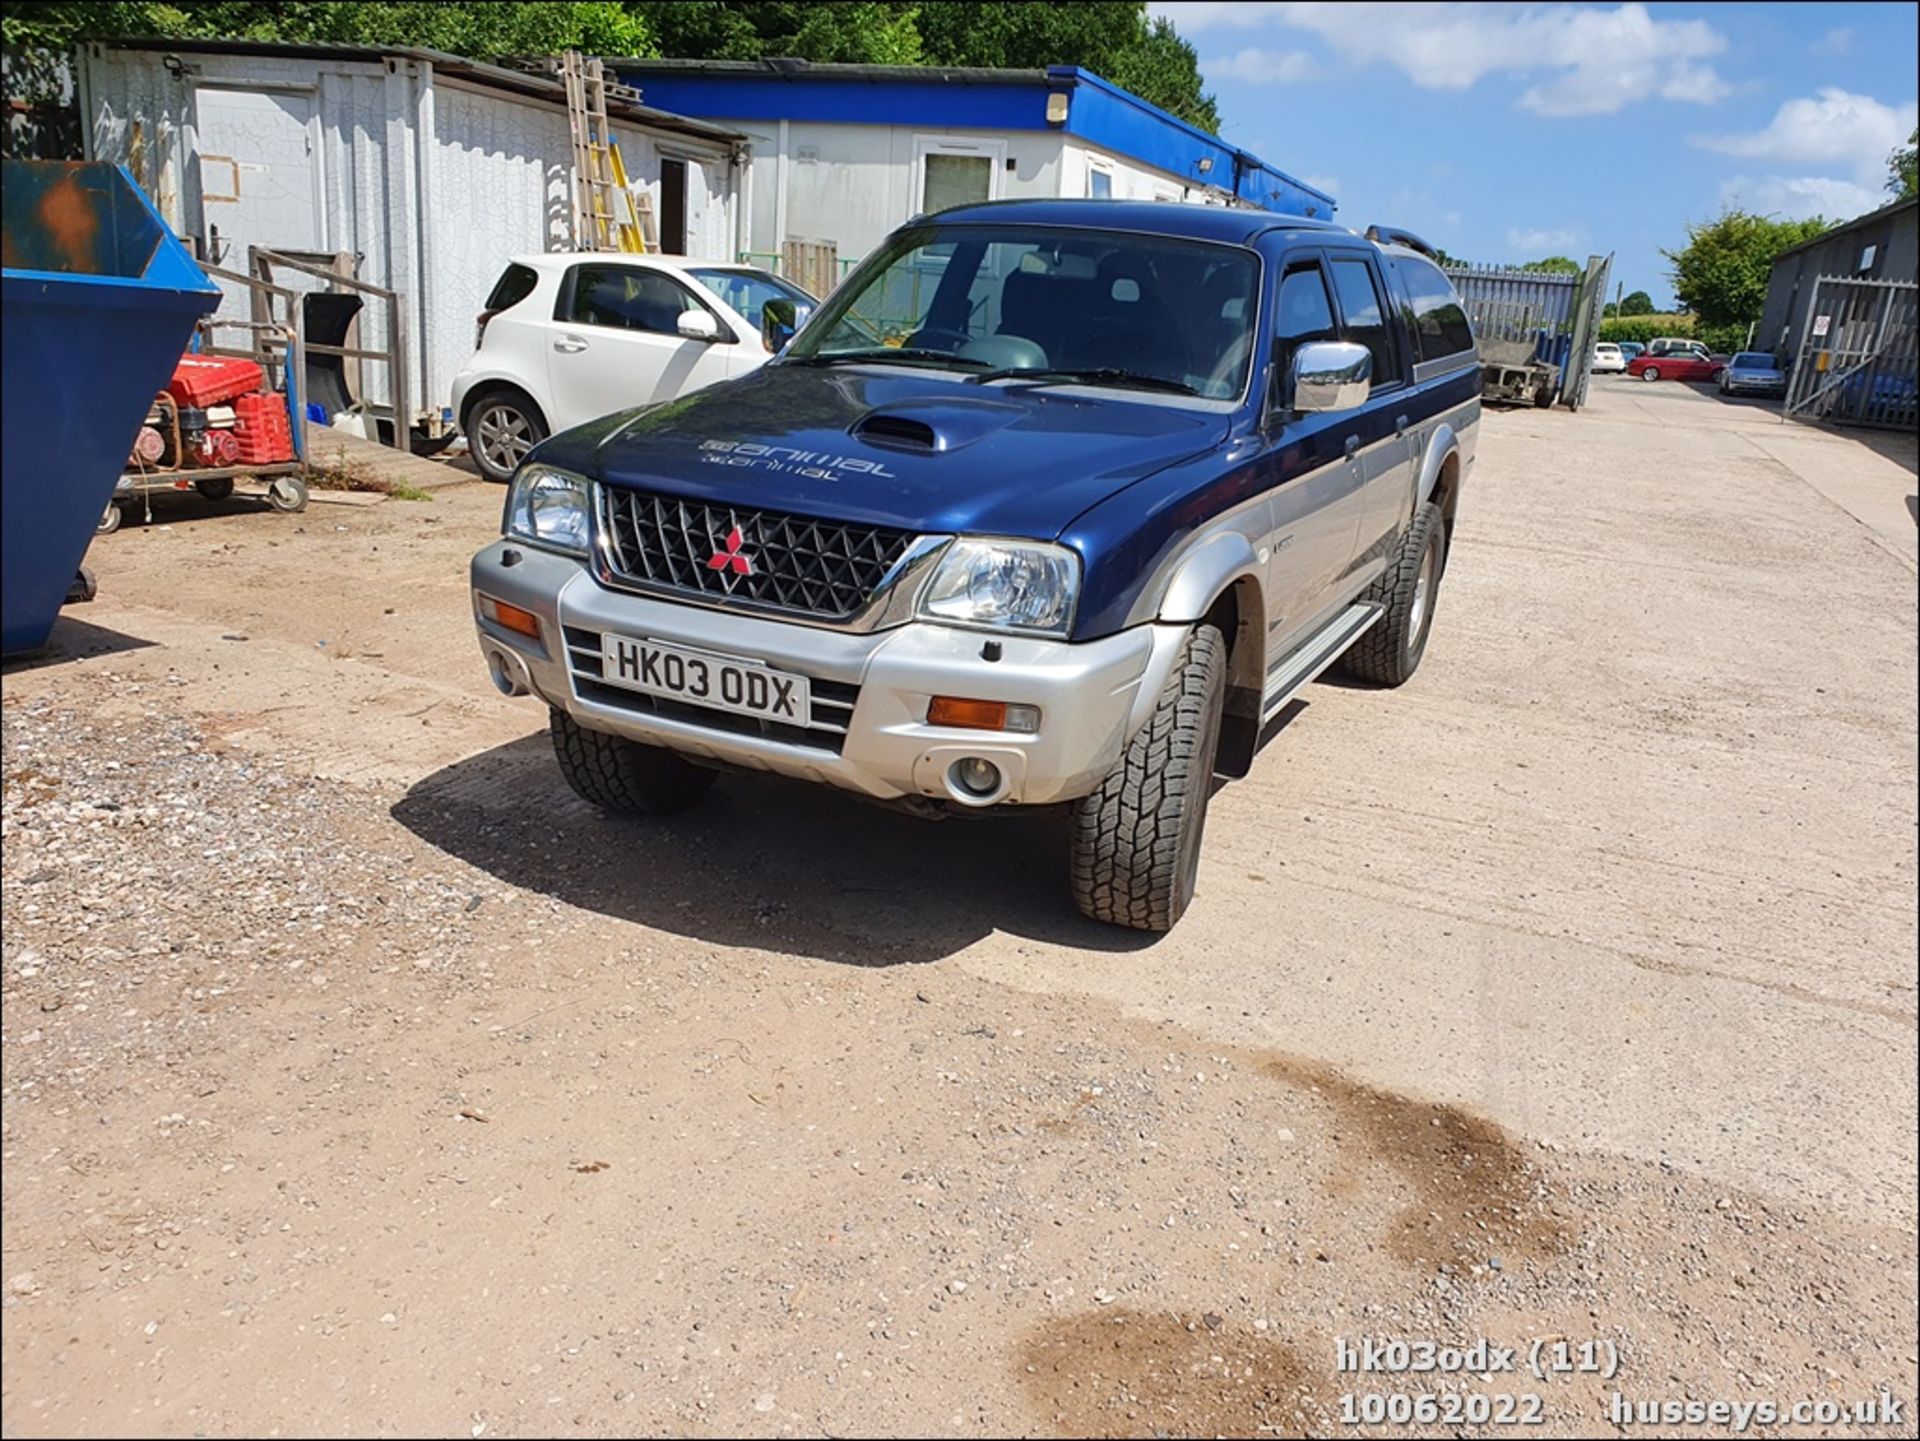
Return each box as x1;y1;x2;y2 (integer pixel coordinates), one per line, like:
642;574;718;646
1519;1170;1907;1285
549;709;716;816
466;388;548;484
97;501;123;535
1340;501;1446;688
1070;624;1226;933
1641;366;1660;382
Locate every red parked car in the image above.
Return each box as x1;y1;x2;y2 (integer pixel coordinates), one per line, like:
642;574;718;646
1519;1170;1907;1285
1626;343;1724;383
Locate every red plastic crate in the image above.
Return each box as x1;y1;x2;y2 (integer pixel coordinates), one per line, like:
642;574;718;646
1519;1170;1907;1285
231;391;294;464
168;354;265;408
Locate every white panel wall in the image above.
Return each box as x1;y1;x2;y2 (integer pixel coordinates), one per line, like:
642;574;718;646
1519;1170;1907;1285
716;119;1066;272
81;46;740;423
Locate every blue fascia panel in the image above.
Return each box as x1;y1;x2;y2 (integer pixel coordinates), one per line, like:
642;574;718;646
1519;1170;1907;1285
609;71;1051;131
610;65;1337;219
1053;67;1335;218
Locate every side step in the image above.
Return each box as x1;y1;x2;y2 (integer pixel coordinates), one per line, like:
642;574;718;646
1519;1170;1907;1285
1261;602;1383;722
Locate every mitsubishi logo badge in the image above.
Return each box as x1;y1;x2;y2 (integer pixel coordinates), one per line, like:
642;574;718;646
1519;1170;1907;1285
707;525;754;578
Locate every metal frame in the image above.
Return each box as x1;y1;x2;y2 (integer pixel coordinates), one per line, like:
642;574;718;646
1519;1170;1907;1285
1784;275;1918;431
249;245;411;450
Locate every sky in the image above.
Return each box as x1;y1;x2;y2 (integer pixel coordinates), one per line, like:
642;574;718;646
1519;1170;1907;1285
1152;1;1920;307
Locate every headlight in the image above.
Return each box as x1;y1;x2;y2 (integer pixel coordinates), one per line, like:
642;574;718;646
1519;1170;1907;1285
918;539;1080;636
504;465;592;555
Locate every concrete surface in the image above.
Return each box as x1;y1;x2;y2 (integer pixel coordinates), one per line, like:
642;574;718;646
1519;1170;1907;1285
4;377;1914;1437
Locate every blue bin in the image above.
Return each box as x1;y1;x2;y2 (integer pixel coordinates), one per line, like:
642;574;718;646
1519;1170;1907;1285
2;160;219;655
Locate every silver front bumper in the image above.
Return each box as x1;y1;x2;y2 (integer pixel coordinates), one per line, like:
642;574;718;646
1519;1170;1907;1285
470;542;1188;807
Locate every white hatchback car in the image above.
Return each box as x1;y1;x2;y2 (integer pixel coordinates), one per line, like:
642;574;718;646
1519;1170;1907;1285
451;253;817;482
1591;342;1627;374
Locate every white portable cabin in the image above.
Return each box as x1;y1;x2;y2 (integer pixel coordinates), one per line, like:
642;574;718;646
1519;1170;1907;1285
77;39;747;443
609;59;1338;274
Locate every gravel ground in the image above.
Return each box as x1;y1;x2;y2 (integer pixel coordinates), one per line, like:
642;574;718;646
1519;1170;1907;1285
3;384;1916;1437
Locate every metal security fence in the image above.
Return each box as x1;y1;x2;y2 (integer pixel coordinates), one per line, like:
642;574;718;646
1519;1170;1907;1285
1784;276;1918;431
1443;254;1613;410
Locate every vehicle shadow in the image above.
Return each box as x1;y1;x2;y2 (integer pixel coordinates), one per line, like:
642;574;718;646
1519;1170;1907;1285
391;733;1160;966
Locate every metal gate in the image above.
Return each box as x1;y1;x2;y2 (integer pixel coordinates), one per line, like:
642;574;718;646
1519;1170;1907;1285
1444;253;1613;410
1784;276;1918;431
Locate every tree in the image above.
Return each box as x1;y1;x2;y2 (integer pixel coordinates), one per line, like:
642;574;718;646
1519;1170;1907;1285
635;2;920;65
2;2;654;58
1520;255;1581;274
917;2;1217;131
1603;302;1619;318
1619;289;1655;316
1663;209;1831;330
1891;126;1918;200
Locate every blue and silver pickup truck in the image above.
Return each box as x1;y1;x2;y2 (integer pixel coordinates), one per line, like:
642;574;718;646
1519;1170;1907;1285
469;200;1479;931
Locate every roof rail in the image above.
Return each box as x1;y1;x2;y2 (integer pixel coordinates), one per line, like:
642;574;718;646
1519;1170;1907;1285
1364;225;1438;260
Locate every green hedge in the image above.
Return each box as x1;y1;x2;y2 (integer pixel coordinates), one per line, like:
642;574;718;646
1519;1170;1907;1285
1598;314;1757;355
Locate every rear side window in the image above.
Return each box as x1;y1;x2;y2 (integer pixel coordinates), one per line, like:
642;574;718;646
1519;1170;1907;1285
1329;257;1401;385
567;265;700;335
484;263;539;314
1401;257;1475;360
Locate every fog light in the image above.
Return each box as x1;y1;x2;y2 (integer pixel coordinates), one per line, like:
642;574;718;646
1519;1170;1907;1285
951;756;1002;797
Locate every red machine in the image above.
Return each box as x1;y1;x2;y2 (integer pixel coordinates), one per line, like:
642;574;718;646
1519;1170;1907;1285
232;390;295;463
167;354;264;408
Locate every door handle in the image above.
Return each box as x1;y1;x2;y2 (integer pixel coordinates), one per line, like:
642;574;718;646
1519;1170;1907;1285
1344;434;1360;458
553;335;588;353
1394;414;1410;435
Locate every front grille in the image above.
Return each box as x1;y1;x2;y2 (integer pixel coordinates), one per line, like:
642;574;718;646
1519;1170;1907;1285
563;626;857;755
599;485;916;621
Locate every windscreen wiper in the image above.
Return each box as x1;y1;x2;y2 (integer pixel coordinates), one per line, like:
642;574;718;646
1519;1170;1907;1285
789;348;991;370
970;366;1200;396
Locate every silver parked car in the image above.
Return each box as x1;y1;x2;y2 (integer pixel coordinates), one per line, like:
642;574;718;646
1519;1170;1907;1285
1718;351;1787;398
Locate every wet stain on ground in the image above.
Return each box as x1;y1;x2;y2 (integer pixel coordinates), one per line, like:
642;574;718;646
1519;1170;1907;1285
1263;1055;1569;1270
1018;1308;1323;1439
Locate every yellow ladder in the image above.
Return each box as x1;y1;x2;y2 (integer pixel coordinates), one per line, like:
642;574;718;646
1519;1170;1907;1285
560;51;645;252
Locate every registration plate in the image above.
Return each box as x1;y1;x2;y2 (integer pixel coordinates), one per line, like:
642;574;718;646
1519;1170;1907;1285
598;634;810;723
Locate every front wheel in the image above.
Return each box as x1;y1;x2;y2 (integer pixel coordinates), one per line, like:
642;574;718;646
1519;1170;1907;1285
97;501;124;535
549;710;716;816
1340;501;1446;687
1070;624;1226;933
1641;366;1661;382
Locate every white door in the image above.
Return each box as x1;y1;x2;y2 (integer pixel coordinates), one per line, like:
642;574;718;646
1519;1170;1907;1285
192;87;322;265
545;262;738;430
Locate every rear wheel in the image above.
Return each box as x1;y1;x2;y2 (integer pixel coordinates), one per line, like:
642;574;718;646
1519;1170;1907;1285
1070;625;1226;933
549;709;715;816
96;501;123;535
466;388;547;483
1641;366;1661;382
1340;501;1446;687
195;476;235;502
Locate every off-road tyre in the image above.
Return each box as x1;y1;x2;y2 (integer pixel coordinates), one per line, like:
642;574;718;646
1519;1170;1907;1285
550;709;716;816
1070;624;1226;932
1341;500;1446;687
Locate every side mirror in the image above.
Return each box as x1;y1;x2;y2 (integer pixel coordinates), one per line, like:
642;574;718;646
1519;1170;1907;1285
677;309;721;342
761;298;798;354
1290;340;1373;413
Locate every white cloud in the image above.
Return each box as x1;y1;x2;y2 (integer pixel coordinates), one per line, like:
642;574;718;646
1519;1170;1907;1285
1153;2;1730;116
1716;174;1888;223
1693;89;1920;186
1204;47;1317;84
1813;27;1854;55
1302;173;1341;197
1507;226;1583;254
